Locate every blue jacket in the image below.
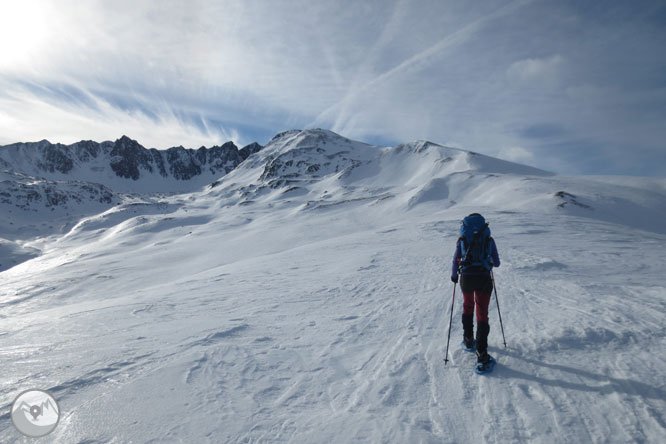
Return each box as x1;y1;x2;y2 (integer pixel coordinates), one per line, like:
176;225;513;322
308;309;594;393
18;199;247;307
451;237;500;279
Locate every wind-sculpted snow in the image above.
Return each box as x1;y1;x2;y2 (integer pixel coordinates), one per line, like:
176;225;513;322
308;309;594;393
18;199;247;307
0;129;665;442
65;201;179;236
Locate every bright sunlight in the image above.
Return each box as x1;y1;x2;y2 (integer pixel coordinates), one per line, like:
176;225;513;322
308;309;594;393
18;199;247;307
0;1;50;68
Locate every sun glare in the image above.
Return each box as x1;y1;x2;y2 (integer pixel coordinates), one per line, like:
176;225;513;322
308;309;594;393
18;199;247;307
0;1;51;68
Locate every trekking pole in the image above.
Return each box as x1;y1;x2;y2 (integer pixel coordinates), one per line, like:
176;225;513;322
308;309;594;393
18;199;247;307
490;270;507;348
444;281;457;365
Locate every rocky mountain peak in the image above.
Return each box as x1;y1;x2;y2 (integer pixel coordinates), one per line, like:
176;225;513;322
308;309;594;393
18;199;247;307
0;137;265;192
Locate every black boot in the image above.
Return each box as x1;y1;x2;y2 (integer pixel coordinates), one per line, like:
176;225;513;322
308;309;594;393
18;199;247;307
462;314;474;348
476;321;490;363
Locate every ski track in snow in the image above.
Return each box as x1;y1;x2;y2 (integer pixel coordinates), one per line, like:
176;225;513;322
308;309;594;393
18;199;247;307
1;130;665;443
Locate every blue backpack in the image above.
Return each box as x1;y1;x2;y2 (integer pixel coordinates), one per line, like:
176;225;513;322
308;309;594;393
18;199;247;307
459;213;492;272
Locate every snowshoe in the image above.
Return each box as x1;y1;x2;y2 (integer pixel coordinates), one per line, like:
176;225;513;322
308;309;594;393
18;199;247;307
462;337;476;352
474;354;496;375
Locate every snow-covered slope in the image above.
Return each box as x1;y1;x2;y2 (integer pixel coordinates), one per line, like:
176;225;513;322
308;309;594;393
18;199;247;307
207;129;666;234
0;129;665;443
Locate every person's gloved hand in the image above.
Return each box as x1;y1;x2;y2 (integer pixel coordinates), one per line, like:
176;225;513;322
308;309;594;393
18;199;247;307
451;275;458;284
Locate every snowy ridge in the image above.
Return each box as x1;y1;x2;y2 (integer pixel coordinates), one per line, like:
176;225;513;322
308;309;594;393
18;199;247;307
0;136;263;193
207;129;666;234
0;129;665;443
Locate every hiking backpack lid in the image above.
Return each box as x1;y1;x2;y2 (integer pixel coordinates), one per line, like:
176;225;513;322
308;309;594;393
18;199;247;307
459;213;492;271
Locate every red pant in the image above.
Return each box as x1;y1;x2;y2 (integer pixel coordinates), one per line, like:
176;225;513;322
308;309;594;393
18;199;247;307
462;290;491;323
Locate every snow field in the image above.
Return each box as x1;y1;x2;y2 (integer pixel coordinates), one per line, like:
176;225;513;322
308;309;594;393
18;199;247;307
1;198;665;443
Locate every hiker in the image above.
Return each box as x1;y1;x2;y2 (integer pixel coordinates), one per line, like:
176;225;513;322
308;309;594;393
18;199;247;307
451;213;500;367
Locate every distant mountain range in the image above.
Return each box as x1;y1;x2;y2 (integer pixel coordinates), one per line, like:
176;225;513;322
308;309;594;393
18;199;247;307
0;136;263;193
1;128;664;250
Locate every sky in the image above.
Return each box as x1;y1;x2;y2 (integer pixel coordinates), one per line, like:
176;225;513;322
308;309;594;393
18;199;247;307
0;0;664;176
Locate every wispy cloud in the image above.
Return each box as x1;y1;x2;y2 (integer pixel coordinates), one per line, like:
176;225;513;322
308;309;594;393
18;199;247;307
0;0;665;175
507;55;566;83
0;79;240;148
313;0;534;136
498;146;534;164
